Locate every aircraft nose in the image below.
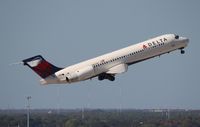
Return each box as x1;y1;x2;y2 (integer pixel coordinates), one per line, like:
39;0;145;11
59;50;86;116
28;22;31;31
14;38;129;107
185;38;189;43
184;38;189;44
180;37;189;44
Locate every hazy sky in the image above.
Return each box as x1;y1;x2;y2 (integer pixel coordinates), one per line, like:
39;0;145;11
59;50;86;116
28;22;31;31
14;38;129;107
0;0;200;109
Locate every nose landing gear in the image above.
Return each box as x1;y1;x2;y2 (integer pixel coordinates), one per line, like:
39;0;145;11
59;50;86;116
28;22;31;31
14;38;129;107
179;47;185;54
181;50;185;54
180;49;185;54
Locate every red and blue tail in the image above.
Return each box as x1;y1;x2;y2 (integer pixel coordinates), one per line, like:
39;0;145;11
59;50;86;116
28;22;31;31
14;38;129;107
22;55;63;78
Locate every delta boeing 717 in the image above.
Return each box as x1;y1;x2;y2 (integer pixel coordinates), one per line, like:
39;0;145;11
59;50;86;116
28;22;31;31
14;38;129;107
22;34;189;85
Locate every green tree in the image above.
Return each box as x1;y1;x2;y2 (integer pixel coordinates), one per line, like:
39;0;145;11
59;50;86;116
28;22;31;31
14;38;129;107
65;119;80;127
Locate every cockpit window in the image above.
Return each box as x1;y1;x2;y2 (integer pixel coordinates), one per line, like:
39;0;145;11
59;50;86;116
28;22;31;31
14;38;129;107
175;34;179;39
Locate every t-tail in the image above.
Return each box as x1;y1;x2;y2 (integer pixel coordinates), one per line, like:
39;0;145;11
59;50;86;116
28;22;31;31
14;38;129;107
22;55;63;79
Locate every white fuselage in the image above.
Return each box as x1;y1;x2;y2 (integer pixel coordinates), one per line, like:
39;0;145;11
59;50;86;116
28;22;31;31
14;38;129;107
40;34;189;85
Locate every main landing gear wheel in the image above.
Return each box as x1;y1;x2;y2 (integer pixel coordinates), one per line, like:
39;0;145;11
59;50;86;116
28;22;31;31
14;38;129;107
98;76;104;81
98;73;115;81
107;75;115;81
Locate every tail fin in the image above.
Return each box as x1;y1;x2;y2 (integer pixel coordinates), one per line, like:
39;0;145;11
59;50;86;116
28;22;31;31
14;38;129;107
22;55;63;78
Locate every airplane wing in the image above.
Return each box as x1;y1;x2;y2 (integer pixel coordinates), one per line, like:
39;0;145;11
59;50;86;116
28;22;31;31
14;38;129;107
106;63;128;74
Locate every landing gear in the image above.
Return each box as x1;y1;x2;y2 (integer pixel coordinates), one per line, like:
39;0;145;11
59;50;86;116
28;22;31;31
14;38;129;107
98;73;115;81
66;77;69;82
107;75;115;81
180;49;185;54
179;47;185;54
98;75;104;81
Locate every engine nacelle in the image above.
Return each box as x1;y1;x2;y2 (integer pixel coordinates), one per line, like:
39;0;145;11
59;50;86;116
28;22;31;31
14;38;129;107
66;66;94;83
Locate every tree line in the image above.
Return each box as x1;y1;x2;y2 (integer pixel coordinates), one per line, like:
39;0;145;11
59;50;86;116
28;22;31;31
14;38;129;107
0;109;200;127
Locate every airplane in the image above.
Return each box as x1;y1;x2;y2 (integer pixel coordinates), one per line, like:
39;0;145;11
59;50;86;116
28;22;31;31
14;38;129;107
22;34;189;85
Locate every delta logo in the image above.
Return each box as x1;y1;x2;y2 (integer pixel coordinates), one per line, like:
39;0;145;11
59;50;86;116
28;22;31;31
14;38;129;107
142;38;167;49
